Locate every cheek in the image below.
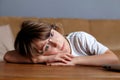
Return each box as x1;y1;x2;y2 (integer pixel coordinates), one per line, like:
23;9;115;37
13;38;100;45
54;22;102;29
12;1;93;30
43;49;59;56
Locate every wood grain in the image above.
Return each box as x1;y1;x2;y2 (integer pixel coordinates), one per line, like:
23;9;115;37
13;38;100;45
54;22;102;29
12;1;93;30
0;61;120;80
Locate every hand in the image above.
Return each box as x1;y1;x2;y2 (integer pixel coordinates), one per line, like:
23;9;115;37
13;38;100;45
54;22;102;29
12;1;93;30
46;61;75;66
31;54;45;63
31;52;74;64
44;53;74;63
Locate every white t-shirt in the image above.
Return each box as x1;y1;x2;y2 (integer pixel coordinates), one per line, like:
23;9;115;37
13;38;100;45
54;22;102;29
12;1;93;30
66;31;108;56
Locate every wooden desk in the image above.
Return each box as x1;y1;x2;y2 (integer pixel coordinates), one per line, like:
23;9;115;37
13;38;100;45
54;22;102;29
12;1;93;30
0;61;120;80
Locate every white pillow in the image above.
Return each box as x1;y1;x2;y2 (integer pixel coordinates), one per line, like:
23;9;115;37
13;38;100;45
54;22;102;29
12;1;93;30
0;25;14;61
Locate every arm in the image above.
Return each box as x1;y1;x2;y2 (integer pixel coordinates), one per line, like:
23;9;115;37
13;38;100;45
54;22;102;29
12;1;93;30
70;32;119;66
47;50;119;66
72;50;119;66
4;50;32;63
4;50;73;64
4;50;50;64
32;53;74;64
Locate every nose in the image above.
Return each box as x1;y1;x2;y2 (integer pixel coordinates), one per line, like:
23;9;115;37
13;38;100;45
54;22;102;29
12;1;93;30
49;39;57;47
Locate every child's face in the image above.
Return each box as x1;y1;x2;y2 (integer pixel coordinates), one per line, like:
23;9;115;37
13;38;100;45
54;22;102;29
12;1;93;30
33;29;69;56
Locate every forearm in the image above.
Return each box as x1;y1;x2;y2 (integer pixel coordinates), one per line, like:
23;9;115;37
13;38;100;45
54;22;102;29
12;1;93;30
4;50;32;63
72;50;119;66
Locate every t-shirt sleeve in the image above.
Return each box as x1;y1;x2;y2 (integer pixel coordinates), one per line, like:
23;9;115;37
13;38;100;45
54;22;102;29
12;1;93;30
77;32;108;55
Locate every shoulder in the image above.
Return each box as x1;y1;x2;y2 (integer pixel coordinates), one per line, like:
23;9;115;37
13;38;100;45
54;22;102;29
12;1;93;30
67;31;94;39
66;31;97;46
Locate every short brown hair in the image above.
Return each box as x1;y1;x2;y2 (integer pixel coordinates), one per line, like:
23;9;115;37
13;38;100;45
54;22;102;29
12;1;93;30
14;20;64;58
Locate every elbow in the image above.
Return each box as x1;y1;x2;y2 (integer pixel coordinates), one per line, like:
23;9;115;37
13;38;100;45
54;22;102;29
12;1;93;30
3;51;15;63
4;52;10;63
113;57;120;64
110;56;120;64
105;50;120;64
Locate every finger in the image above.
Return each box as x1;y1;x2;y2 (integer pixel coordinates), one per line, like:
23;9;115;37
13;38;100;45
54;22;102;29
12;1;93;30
55;54;73;63
61;53;74;61
57;58;69;63
66;54;74;58
57;51;74;58
61;55;72;61
47;62;66;66
47;62;74;66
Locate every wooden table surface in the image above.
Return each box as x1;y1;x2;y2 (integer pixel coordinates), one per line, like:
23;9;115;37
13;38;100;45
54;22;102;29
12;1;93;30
0;61;120;80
